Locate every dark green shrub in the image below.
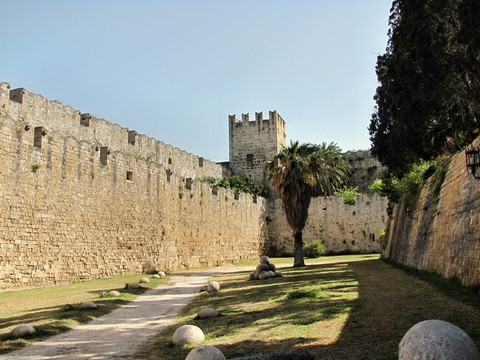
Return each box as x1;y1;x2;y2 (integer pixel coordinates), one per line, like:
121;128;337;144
303;240;326;258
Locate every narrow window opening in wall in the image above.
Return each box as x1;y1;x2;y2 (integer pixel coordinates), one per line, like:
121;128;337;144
128;130;136;145
80;113;92;127
168;157;172;165
186;178;192;190
253;195;257;204
166;169;172;182
212;185;218;195
126;171;133;181
34;127;45;148
199;157;204;167
246;153;254;167
234;192;240;200
100;147;109;166
10;88;24;103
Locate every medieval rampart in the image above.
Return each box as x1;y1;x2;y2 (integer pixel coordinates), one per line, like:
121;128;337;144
383;139;480;286
0;83;267;290
268;195;388;255
0;82;390;291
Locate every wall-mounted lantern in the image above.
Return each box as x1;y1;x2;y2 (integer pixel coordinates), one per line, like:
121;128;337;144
465;147;480;179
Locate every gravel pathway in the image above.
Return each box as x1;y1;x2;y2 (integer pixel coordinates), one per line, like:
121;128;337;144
2;266;253;360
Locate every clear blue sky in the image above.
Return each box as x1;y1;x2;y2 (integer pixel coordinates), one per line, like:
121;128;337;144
2;1;391;162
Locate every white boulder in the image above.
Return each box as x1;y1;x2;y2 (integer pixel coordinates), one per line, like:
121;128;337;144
399;319;480;360
152;274;161;279
172;325;205;346
125;282;141;289
157;271;166;277
207;281;220;293
198;307;219;319
77;301;97;310
109;290;120;297
10;324;35;338
185;345;226;360
139;277;150;283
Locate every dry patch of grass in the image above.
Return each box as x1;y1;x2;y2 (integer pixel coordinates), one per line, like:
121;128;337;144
0;273;167;354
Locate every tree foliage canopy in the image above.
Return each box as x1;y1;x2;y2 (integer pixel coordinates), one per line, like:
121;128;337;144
369;0;480;176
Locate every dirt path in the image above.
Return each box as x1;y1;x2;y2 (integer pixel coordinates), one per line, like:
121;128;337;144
1;266;254;360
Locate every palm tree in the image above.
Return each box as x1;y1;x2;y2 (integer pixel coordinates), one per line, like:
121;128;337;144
268;141;349;267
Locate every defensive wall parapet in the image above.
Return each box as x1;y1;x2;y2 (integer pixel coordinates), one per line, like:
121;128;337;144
0;83;222;181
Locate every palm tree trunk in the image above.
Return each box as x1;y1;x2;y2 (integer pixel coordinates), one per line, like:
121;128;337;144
293;230;305;267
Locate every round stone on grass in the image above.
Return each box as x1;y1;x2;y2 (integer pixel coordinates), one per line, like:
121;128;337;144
260;255;270;264
172;325;205;346
256;263;269;272
139;277;150;283
125;282;141;289
186;345;226;360
198;307;218;319
258;271;272;280
10;325;35;338
78;301;97;310
399;319;480;360
109;290;120;297
207;281;220;293
157;271;166;277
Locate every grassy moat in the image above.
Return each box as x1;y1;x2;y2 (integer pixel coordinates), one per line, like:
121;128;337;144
1;254;479;359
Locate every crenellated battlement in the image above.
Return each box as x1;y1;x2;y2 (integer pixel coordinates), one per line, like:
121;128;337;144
0;82;222;180
228;110;285;129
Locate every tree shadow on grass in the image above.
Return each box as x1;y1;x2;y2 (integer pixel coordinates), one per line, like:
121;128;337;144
305;259;480;360
136;262;358;360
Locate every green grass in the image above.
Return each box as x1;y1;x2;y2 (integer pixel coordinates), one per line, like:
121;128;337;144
2;255;479;359
134;255;480;360
0;273;168;354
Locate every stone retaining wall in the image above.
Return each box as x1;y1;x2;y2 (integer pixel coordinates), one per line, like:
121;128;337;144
383;139;480;286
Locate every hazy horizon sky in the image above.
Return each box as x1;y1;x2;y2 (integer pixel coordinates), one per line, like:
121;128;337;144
2;1;391;162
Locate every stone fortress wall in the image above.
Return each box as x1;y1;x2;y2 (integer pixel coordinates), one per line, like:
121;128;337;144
268;194;388;256
383;137;480;286
0;82;388;290
0;83;267;290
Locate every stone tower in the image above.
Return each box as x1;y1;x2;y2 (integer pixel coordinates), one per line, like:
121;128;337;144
228;111;286;184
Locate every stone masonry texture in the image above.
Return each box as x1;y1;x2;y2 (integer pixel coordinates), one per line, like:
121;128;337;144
383;138;480;286
0;82;388;290
0;83;266;290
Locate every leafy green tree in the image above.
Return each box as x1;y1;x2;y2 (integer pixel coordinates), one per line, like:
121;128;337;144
268;141;349;267
369;0;480;176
